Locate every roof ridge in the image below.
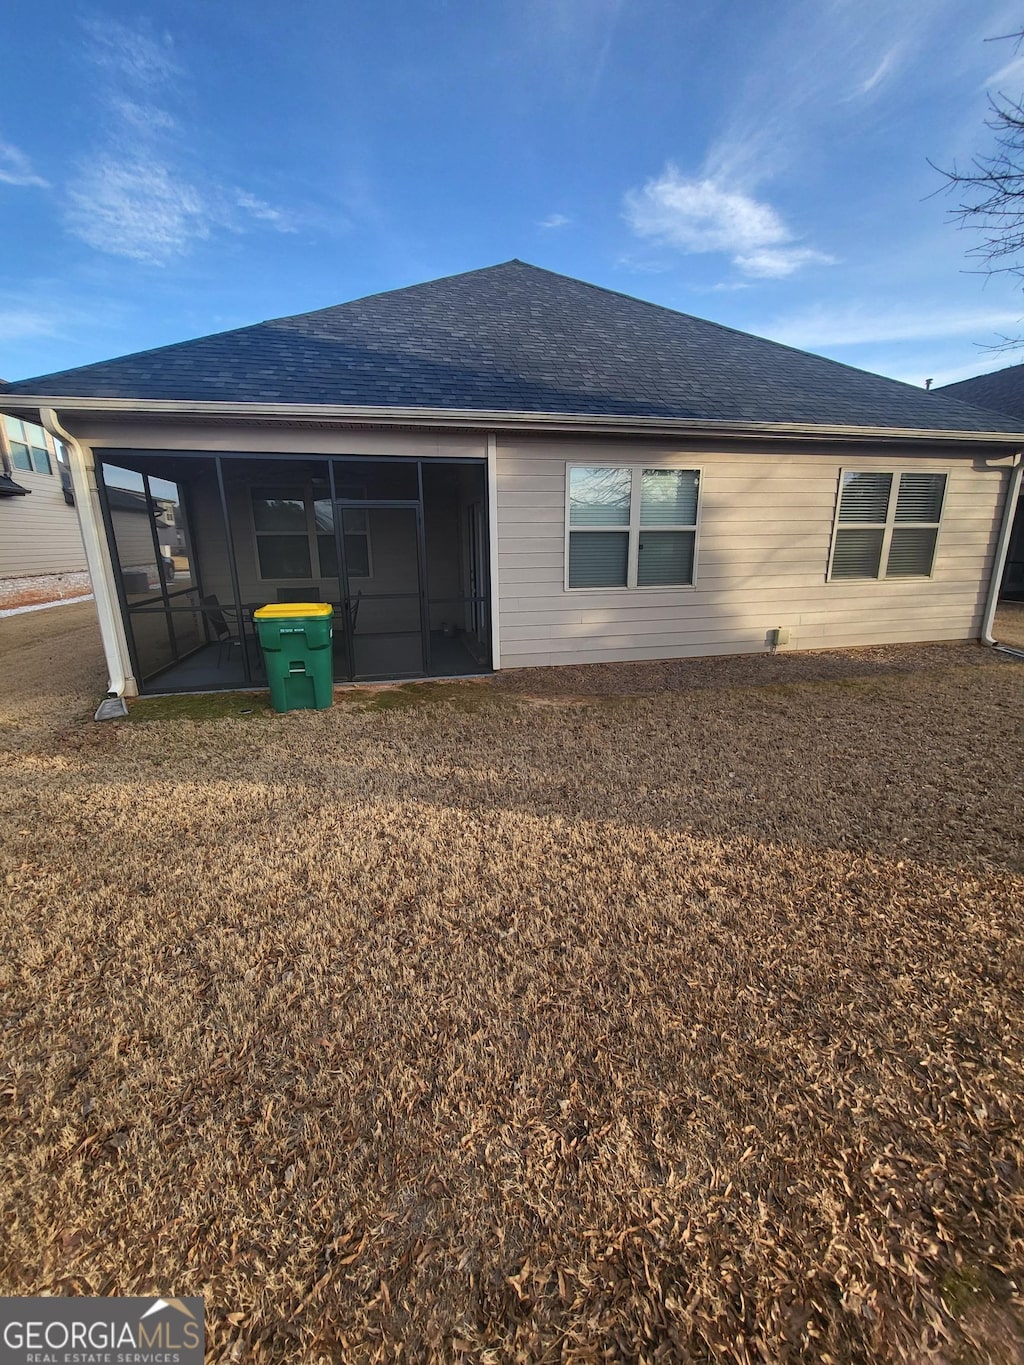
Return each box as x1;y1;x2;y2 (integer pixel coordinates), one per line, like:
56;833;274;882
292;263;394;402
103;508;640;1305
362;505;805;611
263;261;525;327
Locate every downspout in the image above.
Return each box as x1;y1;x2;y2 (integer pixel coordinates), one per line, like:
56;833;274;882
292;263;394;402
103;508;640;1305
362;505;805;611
39;408;134;697
981;451;1024;651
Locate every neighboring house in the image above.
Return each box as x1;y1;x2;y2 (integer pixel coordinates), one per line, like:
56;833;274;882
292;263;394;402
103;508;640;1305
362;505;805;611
103;484;177;592
937;365;1024;599
0;260;1021;697
0;411;87;581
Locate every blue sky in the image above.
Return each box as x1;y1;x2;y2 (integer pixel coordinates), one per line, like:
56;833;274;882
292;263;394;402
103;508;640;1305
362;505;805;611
3;0;1024;389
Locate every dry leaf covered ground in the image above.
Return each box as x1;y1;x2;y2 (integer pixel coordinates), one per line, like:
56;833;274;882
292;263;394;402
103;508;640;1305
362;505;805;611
2;602;1023;1362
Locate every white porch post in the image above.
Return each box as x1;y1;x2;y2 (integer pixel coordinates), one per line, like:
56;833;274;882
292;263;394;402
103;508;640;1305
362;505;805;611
40;409;137;697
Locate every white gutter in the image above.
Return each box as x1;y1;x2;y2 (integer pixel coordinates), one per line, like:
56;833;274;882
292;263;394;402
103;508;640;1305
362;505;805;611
39;408;133;698
981;451;1024;648
3;394;1024;447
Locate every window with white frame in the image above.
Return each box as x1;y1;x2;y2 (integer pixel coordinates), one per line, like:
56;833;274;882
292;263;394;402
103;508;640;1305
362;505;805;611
251;486;371;580
829;470;946;580
3;415;52;474
567;466;700;589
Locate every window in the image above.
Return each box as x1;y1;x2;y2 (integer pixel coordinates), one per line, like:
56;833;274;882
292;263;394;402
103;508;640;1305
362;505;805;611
251;486;371;580
567;466;700;589
314;499;371;578
3;415;52;474
829;471;946;580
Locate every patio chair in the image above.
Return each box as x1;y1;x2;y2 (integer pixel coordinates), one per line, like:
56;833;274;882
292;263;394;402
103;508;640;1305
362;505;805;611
201;595;242;667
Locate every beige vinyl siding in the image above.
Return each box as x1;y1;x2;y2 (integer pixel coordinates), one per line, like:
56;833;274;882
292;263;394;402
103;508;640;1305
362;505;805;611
0;463;86;578
495;438;1005;667
72;420;484;461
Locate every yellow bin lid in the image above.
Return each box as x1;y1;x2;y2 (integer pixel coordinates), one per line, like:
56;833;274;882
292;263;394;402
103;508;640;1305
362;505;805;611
253;602;333;619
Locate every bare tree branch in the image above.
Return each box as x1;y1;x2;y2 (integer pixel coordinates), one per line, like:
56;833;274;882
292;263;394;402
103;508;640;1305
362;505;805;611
934;31;1024;348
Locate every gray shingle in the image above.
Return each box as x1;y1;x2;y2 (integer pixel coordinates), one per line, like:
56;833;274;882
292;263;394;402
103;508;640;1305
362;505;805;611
1;260;1019;434
936;363;1024;422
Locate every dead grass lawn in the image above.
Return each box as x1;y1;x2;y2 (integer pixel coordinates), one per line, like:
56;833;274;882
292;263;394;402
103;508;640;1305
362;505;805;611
2;604;1024;1362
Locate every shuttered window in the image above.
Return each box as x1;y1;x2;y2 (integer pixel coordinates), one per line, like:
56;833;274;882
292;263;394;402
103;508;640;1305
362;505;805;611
887;527;939;577
829;470;946;580
567;466;700;589
895;473;946;523
831;528;885;579
837;472;891;523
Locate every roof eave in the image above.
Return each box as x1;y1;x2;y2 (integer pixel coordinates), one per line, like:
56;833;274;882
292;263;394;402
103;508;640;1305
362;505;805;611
1;394;1022;446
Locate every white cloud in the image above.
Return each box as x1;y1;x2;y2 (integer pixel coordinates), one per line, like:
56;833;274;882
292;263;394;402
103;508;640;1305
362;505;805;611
733;246;835;279
81;16;179;88
0;139;49;189
698;1;962;187
623;165;834;279
236;192;300;233
64;18;299;263
523;0;624;106
615;253;674;274
66;158;209;264
763;303;1024;350
851;43;903;98
64;164;302;262
109;99;178;135
626;170;786;253
538;212;571;229
982;52;1024;92
0;306;63;342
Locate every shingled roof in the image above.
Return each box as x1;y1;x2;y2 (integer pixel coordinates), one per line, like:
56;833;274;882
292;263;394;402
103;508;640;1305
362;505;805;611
2;261;1019;434
937;363;1024;422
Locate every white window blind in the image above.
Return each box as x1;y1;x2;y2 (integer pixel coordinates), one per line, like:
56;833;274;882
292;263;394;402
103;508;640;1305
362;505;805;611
837;472;891;523
567;466;699;589
830;471;946;580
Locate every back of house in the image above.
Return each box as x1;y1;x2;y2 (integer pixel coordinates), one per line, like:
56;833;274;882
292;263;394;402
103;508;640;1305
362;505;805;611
0;261;1020;696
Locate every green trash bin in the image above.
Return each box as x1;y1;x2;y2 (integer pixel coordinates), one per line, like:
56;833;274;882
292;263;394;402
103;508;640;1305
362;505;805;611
253;603;334;713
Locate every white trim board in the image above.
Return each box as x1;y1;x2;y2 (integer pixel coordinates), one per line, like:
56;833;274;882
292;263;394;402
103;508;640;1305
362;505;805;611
3;395;1023;447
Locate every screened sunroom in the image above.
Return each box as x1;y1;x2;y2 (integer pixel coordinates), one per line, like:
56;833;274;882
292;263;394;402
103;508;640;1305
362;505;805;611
94;451;491;693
